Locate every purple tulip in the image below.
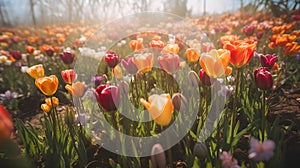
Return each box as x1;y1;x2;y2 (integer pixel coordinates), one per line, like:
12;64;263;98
260;54;277;69
59;51;75;64
121;55;138;74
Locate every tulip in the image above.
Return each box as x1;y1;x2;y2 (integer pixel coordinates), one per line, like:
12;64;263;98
282;42;300;57
193;142;209;159
201;42;214;53
95;85;120;112
248;137;275;162
105;50;120;68
121;55;138;74
0;104;13;143
219;35;240;47
35;75;59;96
260;54;277;69
149;36;165;53
65;82;85;97
185;48;200;63
27;64;44;79
199;49;230;78
91;76;103;87
40;45;54;57
140;94;174;126
188;71;200;89
223;40;257;68
112;65;122;79
151;144;166;168
129;38;144;52
41;103;51;113
61;69;77;84
59;51;75;64
172;93;187;111
254;67;273;90
161;43;179;54
157;53;180;73
199;69;215;86
9;51;22;60
25;45;36;54
243;25;256;36
132;53;154;73
45;97;59;107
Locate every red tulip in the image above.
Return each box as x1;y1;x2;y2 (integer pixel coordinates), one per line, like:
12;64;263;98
121;55;138;74
95;85;120;112
0;104;13;143
105;50;119;68
61;69;77;84
59;51;75;64
260;54;277;69
9;51;22;60
157;53;180;73
199;69;215;86
254;67;273;90
243;25;256;36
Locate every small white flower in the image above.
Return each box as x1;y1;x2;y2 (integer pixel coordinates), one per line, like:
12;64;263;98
21;66;28;73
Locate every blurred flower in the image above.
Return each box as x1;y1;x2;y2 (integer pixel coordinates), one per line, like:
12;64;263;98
223;40;257;68
0;90;22;103
199;49;230;78
65;82;85;97
26;64;44;79
0;104;13;143
9;51;22;60
193;142;209;159
132;53;154;73
260;54;277;69
161;43;179;54
282;42;300;57
0;56;8;64
95;85;120;112
20;66;28;73
59;50;75;64
41;103;51;113
112;65;122;79
275;34;296;46
121;55;138;74
140;94;174;126
199;69;215;86
92;76;103;87
171;93;187;111
243;25;256;36
61;69;77;84
151;144;166;168
220;35;240;47
35;75;59;96
40;45;54;57
256;31;263;39
45;97;59;107
25;45;36;54
248;137;275;162
75;113;87;126
185;48;200;63
219;151;240;168
129;38;144;52
201;42;214;52
149;35;165;53
254;67;273;90
217;85;235;98
158;53;180;74
105;50;120;68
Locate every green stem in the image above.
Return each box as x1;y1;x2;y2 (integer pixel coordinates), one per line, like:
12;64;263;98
230;68;241;150
261;90;266;141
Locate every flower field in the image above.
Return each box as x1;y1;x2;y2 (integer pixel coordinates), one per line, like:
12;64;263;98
0;2;300;168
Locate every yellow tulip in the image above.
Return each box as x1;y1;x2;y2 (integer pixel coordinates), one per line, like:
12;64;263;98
112;65;123;79
65;82;85;97
27;64;44;79
41;103;51;113
132;53;154;73
199;49;230;78
161;44;179;54
35;75;59;96
45;97;59;107
185;48;200;63
140;94;174;126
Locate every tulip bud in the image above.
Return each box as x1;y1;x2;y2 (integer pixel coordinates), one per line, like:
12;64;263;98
59;51;75;64
257;31;263;39
199;69;215;86
254;67;273;90
260;54;277;69
95;85;120;112
188;71;200;88
193;142;209;159
151;144;166;168
172;93;187;111
105;50;120;68
61;69;77;84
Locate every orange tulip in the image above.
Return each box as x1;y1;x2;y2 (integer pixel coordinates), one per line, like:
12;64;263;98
220;35;240;47
199;49;230;78
282;42;300;57
140;94;174;126
129;38;144;52
35;75;59;96
132;53;154;73
223;40;257;68
45;97;59;107
112;65;123;79
25;45;36;54
161;43;179;54
41;104;51;113
27;64;45;79
275;34;296;46
0;104;13;143
65;82;85;97
185;48;200;63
